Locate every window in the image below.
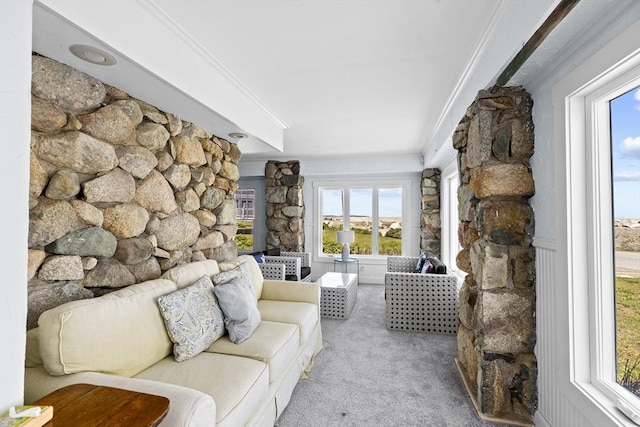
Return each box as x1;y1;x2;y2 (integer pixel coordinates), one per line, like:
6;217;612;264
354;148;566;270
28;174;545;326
441;166;462;277
234;189;255;250
317;181;407;257
561;43;640;420
610;87;640;398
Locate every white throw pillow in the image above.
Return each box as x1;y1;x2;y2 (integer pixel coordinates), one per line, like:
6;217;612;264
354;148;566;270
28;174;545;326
213;264;261;344
158;275;225;362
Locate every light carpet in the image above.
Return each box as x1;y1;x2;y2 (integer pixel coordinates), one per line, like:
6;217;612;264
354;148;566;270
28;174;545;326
276;283;500;427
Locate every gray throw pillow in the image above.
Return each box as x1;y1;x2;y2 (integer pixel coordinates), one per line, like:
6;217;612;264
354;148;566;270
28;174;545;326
213;264;261;344
157;274;225;362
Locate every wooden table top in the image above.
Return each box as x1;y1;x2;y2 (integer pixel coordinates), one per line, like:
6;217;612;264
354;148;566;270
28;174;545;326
34;383;169;427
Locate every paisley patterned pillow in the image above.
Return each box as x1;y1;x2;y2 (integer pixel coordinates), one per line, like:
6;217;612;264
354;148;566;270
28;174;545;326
158;274;225;362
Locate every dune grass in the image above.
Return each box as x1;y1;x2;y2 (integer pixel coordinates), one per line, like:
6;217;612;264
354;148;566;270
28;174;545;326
616;276;640;396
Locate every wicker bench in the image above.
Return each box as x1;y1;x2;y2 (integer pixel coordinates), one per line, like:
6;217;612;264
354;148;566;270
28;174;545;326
385;256;459;335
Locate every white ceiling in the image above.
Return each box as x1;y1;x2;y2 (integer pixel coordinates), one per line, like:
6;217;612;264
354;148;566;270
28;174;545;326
33;0;620;163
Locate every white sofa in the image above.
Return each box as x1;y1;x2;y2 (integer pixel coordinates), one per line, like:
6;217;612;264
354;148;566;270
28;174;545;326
24;255;323;426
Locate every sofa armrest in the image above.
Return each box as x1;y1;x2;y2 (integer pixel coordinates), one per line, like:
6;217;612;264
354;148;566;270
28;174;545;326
260;280;320;306
25;366;215;427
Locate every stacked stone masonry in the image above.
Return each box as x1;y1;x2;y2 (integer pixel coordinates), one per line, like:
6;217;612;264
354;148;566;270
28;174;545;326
454;86;537;423
420;168;441;258
264;160;305;252
27;55;241;329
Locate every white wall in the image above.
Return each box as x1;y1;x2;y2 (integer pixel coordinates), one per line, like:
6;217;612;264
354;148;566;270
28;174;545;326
527;8;640;427
0;0;32;410
239;154;424;284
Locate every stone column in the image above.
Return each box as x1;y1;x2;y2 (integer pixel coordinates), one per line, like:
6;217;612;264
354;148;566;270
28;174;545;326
264;160;305;251
420;168;441;257
454;86;537;423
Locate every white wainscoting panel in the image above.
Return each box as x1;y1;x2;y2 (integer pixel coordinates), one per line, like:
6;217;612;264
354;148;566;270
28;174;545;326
534;237;594;427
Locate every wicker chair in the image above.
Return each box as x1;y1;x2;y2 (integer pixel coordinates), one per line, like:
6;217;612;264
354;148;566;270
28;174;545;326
385;256;459;335
263;251;312;282
258;262;286;280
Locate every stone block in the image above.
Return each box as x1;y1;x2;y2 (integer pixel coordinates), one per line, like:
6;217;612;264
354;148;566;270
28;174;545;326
480;291;535;354
28;249;47;281
78;104;136;145
266;186;287;204
28;199;84;248
479;358;509;416
32;95;67;132
287;187;304;206
471;240;509;290
27;281;93;329
466;110;494;168
114;237;154;264
458;275;477;329
82;259;136;288
83;167;136;203
46;226;117;257
38;255;84;281
31;55;105;114
470;163;534;199
422;194;439;210
477;200;534;246
456;248;472;273
103;203;150;238
509;246;536;290
510;118;535;160
457;184;476;222
457;324;478;390
458;221;479;249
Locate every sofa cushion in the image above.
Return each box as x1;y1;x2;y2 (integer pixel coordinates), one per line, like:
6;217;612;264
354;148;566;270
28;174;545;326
24;366;216;427
158;275;225;362
206;320;299;382
213;265;261;344
218;255;264;298
134;352;269;427
257;300;318;344
38;279;176;377
161;260;220;289
25;328;42;368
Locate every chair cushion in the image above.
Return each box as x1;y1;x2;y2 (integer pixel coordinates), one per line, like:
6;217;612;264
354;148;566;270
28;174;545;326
206;320;299;382
257;300;318;344
135;352;269;427
300;266;311;280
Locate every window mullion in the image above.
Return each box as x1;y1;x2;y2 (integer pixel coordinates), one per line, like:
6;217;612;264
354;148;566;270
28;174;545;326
372;188;379;255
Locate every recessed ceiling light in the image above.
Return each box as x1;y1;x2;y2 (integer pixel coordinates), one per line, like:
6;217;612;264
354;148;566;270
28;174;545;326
69;44;117;66
228;132;248;139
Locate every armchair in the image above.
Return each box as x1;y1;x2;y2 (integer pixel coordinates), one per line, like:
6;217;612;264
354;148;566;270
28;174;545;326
264;251;312;282
257;262;286;280
385;256;458;335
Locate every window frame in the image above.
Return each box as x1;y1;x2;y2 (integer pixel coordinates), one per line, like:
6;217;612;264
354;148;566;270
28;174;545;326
440;162;463;281
559;44;640;420
314;179;410;259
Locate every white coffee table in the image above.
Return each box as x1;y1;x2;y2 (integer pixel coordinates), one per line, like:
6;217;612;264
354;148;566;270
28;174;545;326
317;272;358;319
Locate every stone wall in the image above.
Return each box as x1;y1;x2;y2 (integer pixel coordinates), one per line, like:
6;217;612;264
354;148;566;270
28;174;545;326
420;168;441;257
453;86;537;423
264;160;305;251
27;55;241;329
